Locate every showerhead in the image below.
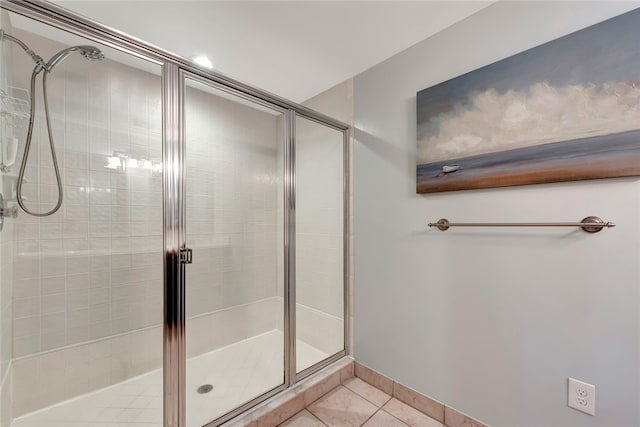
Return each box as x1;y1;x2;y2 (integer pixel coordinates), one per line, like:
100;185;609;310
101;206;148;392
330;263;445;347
80;46;105;61
45;45;105;71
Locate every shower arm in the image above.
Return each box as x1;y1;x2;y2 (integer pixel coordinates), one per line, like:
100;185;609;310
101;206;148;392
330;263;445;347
0;30;46;73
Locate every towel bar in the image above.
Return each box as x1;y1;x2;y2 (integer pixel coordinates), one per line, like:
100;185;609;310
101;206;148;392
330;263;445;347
427;216;615;233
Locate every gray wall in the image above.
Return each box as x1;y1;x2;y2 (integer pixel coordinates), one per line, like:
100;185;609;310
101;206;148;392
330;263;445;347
353;2;640;426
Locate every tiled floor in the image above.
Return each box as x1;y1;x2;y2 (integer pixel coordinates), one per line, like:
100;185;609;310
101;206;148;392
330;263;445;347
12;330;327;427
279;378;443;427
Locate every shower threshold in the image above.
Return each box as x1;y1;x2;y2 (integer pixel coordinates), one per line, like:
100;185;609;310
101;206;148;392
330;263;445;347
11;330;328;427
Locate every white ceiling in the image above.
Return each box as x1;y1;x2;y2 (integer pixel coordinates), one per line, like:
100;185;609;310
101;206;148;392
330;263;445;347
50;1;493;102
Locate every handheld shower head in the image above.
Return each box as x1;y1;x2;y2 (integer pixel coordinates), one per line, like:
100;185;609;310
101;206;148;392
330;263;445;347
46;45;105;71
82;47;105;61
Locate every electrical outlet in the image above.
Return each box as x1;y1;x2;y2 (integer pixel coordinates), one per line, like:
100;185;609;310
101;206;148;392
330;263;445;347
568;378;595;415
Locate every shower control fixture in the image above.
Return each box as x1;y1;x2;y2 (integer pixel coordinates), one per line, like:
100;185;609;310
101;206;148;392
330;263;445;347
0;193;18;232
0;30;105;217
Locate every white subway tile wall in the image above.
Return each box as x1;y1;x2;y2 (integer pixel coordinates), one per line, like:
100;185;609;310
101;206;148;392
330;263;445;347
10;29;163;359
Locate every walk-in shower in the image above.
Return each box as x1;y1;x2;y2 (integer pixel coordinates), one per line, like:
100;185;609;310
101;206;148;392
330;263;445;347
0;2;349;427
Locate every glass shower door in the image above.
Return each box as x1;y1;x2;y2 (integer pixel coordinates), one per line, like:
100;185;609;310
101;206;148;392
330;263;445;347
183;76;285;426
295;115;345;374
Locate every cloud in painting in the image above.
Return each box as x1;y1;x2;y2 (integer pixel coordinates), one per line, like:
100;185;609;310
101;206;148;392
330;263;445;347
417;81;640;164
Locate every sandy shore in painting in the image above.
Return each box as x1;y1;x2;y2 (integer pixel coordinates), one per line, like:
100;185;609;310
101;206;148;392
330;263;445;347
417;130;640;193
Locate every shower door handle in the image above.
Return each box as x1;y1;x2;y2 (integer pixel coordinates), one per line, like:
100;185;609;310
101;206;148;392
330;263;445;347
179;248;193;264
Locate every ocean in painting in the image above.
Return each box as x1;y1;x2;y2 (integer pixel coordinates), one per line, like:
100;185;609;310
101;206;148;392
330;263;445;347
416;8;640;193
417;130;640;193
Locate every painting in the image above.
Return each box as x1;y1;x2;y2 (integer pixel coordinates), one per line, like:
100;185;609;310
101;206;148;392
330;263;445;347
416;8;640;193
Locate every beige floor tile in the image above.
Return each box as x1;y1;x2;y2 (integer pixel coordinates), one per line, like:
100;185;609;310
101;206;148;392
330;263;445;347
279;409;327;427
363;410;409;427
383;398;443;427
343;377;391;407
308;386;378;427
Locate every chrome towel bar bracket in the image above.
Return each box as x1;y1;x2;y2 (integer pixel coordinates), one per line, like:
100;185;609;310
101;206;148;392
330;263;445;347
428;216;616;233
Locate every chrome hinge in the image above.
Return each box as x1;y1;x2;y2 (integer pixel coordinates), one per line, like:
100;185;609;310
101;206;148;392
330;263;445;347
179;248;193;264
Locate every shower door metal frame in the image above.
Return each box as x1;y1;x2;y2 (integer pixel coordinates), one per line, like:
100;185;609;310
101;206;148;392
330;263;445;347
164;63;186;427
0;2;351;427
293;112;351;383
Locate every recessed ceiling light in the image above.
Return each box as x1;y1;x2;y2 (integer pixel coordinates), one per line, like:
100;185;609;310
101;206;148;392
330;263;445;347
193;56;214;69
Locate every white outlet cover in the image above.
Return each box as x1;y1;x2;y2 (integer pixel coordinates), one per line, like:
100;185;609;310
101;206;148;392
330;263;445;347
568;378;595;416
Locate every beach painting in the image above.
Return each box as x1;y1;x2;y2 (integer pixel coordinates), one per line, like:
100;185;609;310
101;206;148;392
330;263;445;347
416;8;640;193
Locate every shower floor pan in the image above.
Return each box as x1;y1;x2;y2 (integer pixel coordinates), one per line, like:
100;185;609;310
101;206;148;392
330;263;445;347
12;330;328;427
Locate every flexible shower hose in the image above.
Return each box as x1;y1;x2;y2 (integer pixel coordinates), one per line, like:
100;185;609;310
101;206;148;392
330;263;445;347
16;67;64;217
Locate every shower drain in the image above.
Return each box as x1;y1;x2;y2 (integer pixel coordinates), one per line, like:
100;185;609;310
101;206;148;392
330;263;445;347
197;384;214;394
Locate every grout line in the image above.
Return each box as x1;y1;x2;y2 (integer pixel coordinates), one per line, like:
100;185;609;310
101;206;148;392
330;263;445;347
380;395;392;407
381;408;412;427
355;390;392;409
342;377;392;409
359;408;381;426
308;409;329;427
